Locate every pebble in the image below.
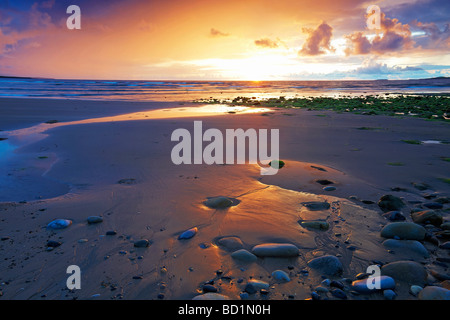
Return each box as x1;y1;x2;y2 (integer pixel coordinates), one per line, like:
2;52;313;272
410;285;423;296
251;243;299;257
423;202;444;209
383;289;396;300
330;280;345;289
378;194;404;212
203;196;234;209
202;284;217;293
412;182;430;191
330;288;347;299
192;293;231;300
380;222;426;240
307;255;343;276
78;239;88;243
418;286;450;300
311;292;321;300
351;276;396;293
216;236;244;251
46;219;72;230
46;240;61;248
240;292;249;300
134;239;150;248
301;201;330;211
178;227;198;240
269;160;285;169
244;280;270;294
439;241;450;249
381;211;406;221
299;220;329;231
106;230;117;236
381;261;428;286
382;239;429;258
411;210;443;226
231;249;257;262
323;186;336;191
87;216;103;224
441;222;450;230
315;286;329;293
271;270;290;282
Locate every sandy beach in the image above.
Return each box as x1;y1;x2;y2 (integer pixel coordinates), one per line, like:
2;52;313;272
0;97;449;301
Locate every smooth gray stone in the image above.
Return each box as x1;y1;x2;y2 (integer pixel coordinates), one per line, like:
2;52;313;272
134;239;150;248
378;194;404;212
381;261;428;286
351;276;396;293
299;220;329;230
418;286;450;300
244;280;269;294
252;243;299;257
383;289;397;300
301;201;330;211
216;236;244;251
87;216;103;224
307;255;343;276
411;210;443;226
382;239;429;258
382;211;406;221
380;222;426;240
271;270;291;282
192;293;231;300
204;196;233;209
231;249;257;262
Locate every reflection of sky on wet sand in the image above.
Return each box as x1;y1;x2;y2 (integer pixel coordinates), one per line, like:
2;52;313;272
4;104;271;143
0;140;15;163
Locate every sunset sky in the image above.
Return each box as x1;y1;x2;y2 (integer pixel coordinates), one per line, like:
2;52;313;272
0;0;449;80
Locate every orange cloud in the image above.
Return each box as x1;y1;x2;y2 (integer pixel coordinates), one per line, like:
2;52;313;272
254;38;279;48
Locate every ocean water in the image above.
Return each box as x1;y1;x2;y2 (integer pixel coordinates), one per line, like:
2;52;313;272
0;77;449;102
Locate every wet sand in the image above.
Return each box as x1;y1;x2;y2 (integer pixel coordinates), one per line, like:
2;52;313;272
0;98;449;300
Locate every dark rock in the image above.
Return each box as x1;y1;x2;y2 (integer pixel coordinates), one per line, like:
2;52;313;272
411;210;443;226
307;255;343;276
412;182;430;191
134;239;150;248
301;201;330;211
202;284;218;293
46;240;62;248
378;195;405;212
106;230;117;236
382;211;406;221
117;178;136;185
380;222;427;240
87;216;103;224
330;280;345;289
203;196;236;209
315;179;334;185
381;261;428;286
330;288;347;299
423;202;444;210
